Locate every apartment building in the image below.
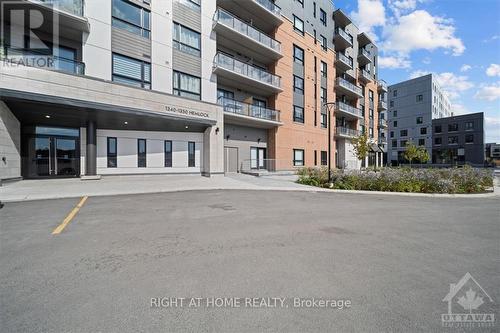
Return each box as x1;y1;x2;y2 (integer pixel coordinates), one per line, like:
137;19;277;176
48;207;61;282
0;0;387;182
432;112;485;166
387;74;452;165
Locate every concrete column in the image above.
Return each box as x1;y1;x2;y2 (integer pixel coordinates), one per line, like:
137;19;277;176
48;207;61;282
86;121;97;176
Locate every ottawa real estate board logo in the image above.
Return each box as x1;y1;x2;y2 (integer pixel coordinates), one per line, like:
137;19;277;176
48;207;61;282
441;272;495;329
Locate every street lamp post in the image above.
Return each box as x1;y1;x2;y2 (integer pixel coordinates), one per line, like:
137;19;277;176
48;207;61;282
323;102;336;184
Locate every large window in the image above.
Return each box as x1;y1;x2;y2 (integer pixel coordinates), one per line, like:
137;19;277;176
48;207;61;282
293;15;304;34
293;105;304;123
173;22;201;57
293;149;305;166
293;45;304;65
400;129;408;137
112;53;151;89
321;113;327;128
188;141;196;167
173;71;201;100
320;35;327;51
448;123;459;132
164;140;172;167
293;75;304;94
321;151;327;165
112;0;150;38
320;87;327;104
320;61;327;78
137;139;146;168
320;9;327;26
107;137;117;168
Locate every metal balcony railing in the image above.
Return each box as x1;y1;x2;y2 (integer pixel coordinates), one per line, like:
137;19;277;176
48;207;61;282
254;0;281;16
336;101;362;118
215;8;281;53
38;0;84;16
2;46;85;75
218;97;280;122
336;126;359;137
336;53;353;68
336;77;362;96
214;52;281;88
335;28;353;45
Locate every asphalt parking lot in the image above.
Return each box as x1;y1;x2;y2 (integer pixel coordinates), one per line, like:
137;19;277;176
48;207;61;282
1;190;499;332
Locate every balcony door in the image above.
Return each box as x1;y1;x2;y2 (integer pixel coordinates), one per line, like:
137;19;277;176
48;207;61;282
250;147;266;169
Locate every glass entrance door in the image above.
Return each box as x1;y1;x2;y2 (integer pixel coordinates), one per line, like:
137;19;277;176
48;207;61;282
35;137;51;176
250;147;266;169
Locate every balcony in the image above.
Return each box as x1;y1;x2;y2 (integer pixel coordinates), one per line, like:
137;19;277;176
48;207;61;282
378;80;388;92
358;69;372;83
2;46;85;75
218;97;281;128
378;100;387;110
214;9;282;64
218;0;282;31
37;0;84;16
335;77;363;98
379;136;387;144
334;28;353;51
28;0;89;33
336;101;363;119
335;126;360;138
358;48;371;66
378;118;388;128
335;53;353;72
213;52;282;96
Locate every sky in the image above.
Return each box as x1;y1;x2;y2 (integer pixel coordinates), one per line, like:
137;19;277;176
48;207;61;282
333;0;500;142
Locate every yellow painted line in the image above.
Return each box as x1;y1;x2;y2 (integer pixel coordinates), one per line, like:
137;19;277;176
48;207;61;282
51;196;88;235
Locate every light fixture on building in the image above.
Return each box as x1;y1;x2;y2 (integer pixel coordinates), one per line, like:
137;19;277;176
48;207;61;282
185;125;189;129
124;121;128;125
226;135;230;140
257;138;261;143
215;127;220;134
45;115;51;118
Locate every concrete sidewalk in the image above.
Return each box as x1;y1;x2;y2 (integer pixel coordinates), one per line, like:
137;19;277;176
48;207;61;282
1;173;497;202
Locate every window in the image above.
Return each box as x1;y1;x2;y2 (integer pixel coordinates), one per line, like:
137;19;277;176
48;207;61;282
321;113;327;128
369;127;374;138
293;149;304;166
112;53;151;89
321;151;327;165
393;121;398;127
173;71;201;100
293;75;304;94
420;127;427;135
112;0;150;38
173;22;201;57
313;2;316;17
164;140;172;167
418;139;425;146
320;9;327;26
296;0;304;7
416;94;423;102
313;29;317;43
435;125;442;133
320;61;327;78
293;16;304;34
314;150;317;166
448;136;458;144
320;87;327;104
434;137;442;145
293;45;304;65
390;131;394;138
217;89;234;101
448;123;459;132
393;110;397;117
107;137;117;168
360;125;365;134
137;139;146;168
393;90;398;97
177;0;201;10
400;140;408;147
320;35;327;51
293;105;304;123
400;129;408;137
465;134;474;143
188;141;196;167
416;116;423;124
390;101;394;107
392;140;397;148
465;121;474;130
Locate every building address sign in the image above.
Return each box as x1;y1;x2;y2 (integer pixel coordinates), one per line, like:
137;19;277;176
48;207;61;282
165;106;209;118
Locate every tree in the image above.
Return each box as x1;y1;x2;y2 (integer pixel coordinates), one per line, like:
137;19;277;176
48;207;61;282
351;134;370;169
403;142;419;168
417;147;430;165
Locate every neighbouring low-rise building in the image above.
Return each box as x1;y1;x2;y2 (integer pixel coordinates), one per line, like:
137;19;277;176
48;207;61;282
485;143;500;166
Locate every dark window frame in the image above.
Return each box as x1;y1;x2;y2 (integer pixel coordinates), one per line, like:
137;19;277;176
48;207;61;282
112;0;151;39
112;53;151;89
320;151;328;165
293;75;304;94
188;141;196;167
107;137;117;168
293;149;305;166
164;140;172;167
137;138;147;168
173;70;201;100
293;45;304;65
293;15;304;35
293;105;304;123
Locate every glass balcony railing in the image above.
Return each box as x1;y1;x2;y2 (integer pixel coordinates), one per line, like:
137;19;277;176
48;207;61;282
359;48;371;59
2;46;85;75
359;69;372;81
378;80;388;91
218;97;280;122
38;0;84;17
336;77;362;96
336;53;353;68
215;9;281;54
254;0;281;16
214;52;281;89
336;101;362;118
335;28;353;45
379;100;387;109
336;126;359;137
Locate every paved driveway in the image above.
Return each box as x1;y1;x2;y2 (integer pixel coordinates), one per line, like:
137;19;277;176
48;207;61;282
1;190;499;332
